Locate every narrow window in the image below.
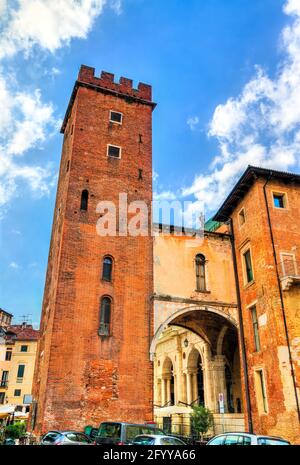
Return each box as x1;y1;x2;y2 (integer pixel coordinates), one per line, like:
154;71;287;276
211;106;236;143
17;364;25;379
80;190;89;211
107;145;121;159
109;111;123;124
273;193;286;209
256;369;268;413
195;254;206;292
20;345;28;352
99;297;112;336
250;306;260;352
0;393;5;404
239;208;246;226
14;389;21;397
1;371;9;387
5;349;12;361
102;256;113;282
243;249;254;283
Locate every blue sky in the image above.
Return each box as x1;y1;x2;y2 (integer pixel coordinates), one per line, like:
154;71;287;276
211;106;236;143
1;0;300;326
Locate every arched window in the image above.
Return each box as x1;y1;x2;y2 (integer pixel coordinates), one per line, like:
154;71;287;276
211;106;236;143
102;256;113;282
99;297;111;336
195;254;206;292
80;190;89;211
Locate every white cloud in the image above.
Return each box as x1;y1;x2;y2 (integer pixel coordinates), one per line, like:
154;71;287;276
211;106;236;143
153;191;177;201
0;73;57;209
183;0;300;214
0;1;121;212
9;261;21;270
0;0;110;59
187;116;200;131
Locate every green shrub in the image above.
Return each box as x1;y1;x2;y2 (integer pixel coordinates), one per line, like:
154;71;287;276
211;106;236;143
190;405;213;442
5;422;26;439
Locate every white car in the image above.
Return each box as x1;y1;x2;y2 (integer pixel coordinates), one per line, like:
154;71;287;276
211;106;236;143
206;433;290;446
133;434;187;446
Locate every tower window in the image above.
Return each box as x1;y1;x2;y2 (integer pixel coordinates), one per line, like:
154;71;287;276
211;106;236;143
107;145;121;159
109;111;123;124
195;254;206;292
20;345;28;352
102;256;113;282
273;192;286;209
99;297;112;337
80;190;89;211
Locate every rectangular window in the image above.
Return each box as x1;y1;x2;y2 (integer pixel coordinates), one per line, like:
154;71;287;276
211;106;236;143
5;349;12;361
20;345;28;352
250;306;260;352
0;392;5;404
17;364;25;379
273;192;286;209
1;370;9;387
109;111;122;124
238;208;246;226
14;389;21;397
107;144;121;159
243;249;254;283
281;253;297;277
256;369;268;413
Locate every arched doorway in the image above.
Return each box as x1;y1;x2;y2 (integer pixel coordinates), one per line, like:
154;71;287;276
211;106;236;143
152;306;244;435
187;348;204;406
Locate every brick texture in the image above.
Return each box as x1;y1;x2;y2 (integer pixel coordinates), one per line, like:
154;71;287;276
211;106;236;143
231;177;300;444
32;66;155;433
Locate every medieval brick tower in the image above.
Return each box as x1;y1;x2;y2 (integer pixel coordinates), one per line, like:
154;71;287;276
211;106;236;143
32;65;155;433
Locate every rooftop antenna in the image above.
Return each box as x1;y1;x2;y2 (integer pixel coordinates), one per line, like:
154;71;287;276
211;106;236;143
17;314;32;325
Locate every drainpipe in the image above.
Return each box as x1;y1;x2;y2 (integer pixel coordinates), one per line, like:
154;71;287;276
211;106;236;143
263;175;300;421
229;218;253;433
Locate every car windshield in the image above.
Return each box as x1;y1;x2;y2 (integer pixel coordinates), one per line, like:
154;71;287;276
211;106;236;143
133;436;155;445
97;423;121;440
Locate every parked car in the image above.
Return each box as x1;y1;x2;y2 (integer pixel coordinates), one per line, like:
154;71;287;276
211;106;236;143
2;438;16;445
95;422;165;445
133;434;187;446
206;433;290;446
40;430;94;445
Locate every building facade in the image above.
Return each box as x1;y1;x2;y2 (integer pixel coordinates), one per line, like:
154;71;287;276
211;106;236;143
152;227;245;436
0;323;39;419
32;65;155;433
0;309;13;328
32;65;300;443
214;166;300;444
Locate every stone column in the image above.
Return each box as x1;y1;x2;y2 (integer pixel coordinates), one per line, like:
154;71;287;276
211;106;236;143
166;377;171;405
186;371;193;405
211;355;227;412
192;371;198;403
161;378;166;407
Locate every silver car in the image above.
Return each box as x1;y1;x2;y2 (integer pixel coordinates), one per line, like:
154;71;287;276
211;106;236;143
40;430;93;445
133;434;187;446
207;432;290;446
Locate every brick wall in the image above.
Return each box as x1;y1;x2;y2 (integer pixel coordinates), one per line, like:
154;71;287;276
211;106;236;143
231;177;300;444
33;67;155;433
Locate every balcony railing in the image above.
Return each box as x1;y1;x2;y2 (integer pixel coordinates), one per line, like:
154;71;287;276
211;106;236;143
0;380;8;388
279;258;300;291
